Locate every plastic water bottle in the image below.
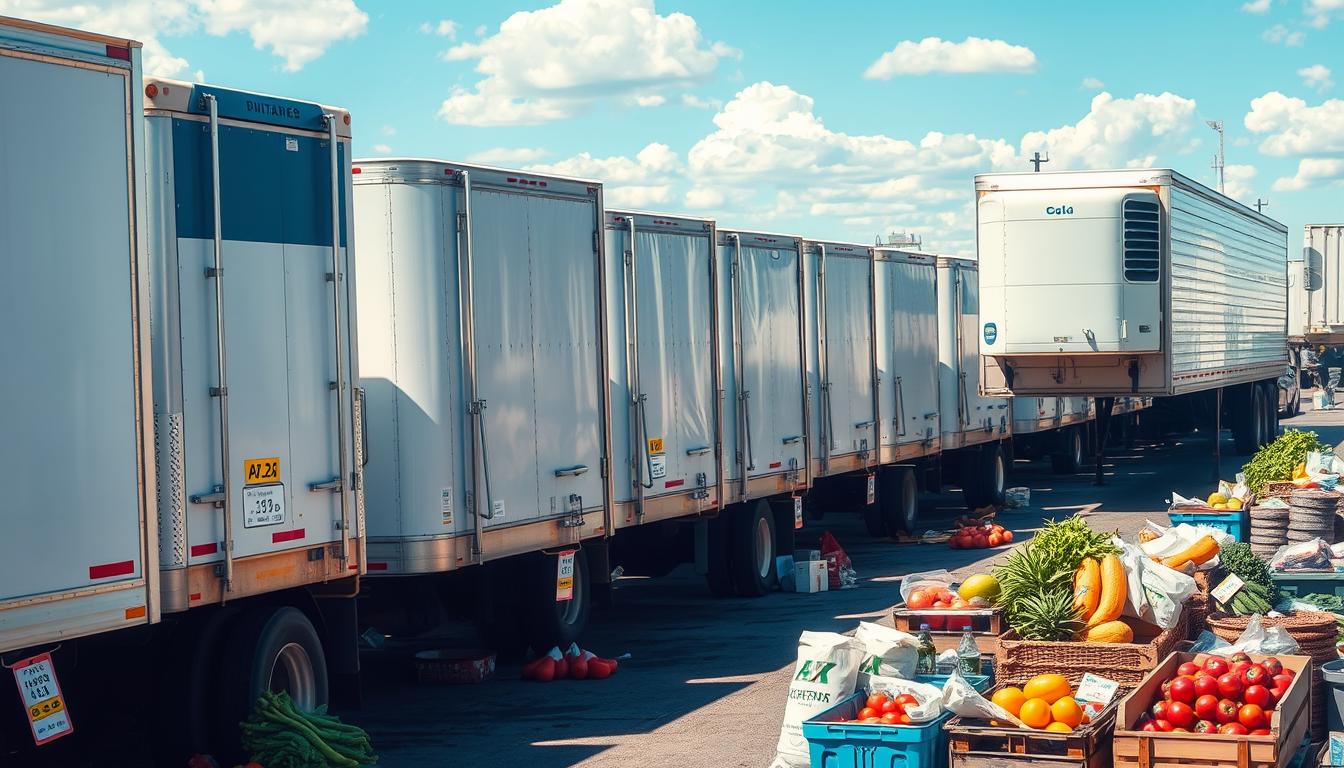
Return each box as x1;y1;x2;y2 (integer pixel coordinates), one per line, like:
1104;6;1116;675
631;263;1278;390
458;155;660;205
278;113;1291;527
958;625;982;677
916;624;937;674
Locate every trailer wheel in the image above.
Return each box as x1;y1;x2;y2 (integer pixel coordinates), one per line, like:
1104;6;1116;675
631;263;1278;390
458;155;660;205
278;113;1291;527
731;499;778;597
523;548;591;654
965;443;1006;509
217;606;328;758
1262;382;1279;443
1050;426;1084;474
881;467;920;533
1233;385;1263;455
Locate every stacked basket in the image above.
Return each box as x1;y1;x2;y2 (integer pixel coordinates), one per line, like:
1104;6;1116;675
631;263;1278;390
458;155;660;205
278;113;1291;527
1206;610;1339;739
1248;503;1290;558
1288;489;1340;543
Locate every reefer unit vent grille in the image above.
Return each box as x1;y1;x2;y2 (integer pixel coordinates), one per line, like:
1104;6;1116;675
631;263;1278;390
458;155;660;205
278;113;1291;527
1123;198;1160;283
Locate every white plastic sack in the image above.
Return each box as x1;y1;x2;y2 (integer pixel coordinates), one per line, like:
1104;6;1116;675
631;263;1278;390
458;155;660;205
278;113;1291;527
854;622;919;687
773;631;863;767
941;670;1026;728
1113;537;1151;623
1205;614;1301;657
866;676;944;723
1139;558;1197;630
900;570;955;603
1140;524;1233;572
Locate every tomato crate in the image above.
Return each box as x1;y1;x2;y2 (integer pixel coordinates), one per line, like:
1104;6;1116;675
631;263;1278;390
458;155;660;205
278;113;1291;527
946;686;1122;768
894;606;1004;658
802;692;955;768
1112;651;1312;768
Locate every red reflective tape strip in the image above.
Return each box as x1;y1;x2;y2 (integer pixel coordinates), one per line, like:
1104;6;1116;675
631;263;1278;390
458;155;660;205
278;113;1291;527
189;542;218;557
271;528;306;543
367;562;389;571
664;479;685;488
349;564;359;570
189;593;202;602
769;461;783;469
89;560;134;579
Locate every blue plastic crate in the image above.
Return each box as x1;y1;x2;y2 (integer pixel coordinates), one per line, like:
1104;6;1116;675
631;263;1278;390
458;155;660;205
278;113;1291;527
803;692;953;768
914;672;992;693
1166;509;1248;542
1272;569;1344;599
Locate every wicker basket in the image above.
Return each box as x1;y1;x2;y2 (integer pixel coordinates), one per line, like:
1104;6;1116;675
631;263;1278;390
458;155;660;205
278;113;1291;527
1261;480;1298;501
996;613;1188;687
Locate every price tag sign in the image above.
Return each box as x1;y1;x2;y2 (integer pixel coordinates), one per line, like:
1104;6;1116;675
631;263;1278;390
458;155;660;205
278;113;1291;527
11;653;74;746
866;474;876;505
649;453;667;480
242;483;285;528
1211;573;1245;604
555;550;576;602
793;496;803;530
1075;672;1120;709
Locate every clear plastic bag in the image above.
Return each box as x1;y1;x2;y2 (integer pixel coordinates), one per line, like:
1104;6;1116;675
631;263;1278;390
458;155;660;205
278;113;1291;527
1270;539;1333;571
900;570;956;603
866;676;944;723
1203;614;1301;656
941;669;1026;727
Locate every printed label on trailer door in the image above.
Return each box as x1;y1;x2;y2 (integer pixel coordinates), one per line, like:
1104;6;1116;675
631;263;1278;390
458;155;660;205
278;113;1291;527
242;484;286;528
793;496;803;529
243;457;281;485
555;550;577;602
649;453;667;480
11;653;73;746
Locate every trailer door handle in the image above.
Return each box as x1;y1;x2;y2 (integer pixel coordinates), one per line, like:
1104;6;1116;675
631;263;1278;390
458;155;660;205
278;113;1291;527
781;435;802;445
686;446;711;456
854;421;875;429
309;477;344;493
554;465;590;477
190;486;225;506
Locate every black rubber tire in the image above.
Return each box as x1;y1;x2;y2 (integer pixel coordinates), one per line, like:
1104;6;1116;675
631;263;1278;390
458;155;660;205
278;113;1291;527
1233;385;1261;455
217;605;328;761
522;548;592;654
731;499;778;596
1264;382;1279;443
1050;426;1084;474
704;513;736;597
976;443;1007;508
881;467;920;533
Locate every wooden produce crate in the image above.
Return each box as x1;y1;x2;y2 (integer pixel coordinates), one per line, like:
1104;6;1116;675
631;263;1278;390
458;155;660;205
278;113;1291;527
1113;651;1312;768
893;605;1004;657
996;613;1187;687
946;688;1120;768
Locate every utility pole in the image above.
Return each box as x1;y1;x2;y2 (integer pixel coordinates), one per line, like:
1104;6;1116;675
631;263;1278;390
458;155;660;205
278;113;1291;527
1255;198;1269;213
1029;151;1049;172
1206;120;1225;193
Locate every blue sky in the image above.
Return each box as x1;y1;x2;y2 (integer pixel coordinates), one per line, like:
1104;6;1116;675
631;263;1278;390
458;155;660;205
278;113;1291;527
6;0;1342;254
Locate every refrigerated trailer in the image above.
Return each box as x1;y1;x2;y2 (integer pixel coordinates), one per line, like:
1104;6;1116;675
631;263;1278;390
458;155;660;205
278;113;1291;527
1301;224;1344;344
976;169;1290;454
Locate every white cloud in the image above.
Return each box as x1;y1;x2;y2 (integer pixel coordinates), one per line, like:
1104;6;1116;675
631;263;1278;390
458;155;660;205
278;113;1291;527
1019;91;1199;169
1272;158;1344;190
474;24;486;37
468;147;550;165
527;142;679;207
371;144;392;155
634;94;667;107
684;186;724;208
1306;0;1344;27
1242;0;1271;12
438;0;735;126
420;19;457;38
193;69;206;83
1223;163;1259;200
0;0;367;76
1262;24;1305;45
681;94;721;109
380;124;396;137
1244;91;1344;155
864;36;1036;78
1299;64;1333;91
1081;77;1105;90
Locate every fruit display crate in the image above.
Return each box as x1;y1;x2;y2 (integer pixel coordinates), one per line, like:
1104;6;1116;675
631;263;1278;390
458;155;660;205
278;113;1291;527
945;688;1121;768
996;613;1187;687
893;606;1004;657
1112;651;1311;768
1166;509;1249;542
1270;569;1344;599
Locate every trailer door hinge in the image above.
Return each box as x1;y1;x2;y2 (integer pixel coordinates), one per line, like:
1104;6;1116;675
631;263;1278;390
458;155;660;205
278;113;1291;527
599;456;608;478
457;212;466;232
593;231;600;253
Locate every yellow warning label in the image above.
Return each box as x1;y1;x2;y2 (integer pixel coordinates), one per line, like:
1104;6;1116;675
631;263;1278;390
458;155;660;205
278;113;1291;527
647;437;664;455
244;457;281;485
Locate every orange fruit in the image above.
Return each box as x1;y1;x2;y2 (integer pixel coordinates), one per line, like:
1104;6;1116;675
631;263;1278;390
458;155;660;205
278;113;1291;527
1023;674;1071;705
991;686;1028;718
1019;698;1053;729
1045;722;1073;733
1050;696;1083;729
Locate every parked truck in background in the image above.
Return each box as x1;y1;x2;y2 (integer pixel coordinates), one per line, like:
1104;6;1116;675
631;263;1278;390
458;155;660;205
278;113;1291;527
976;169;1290;454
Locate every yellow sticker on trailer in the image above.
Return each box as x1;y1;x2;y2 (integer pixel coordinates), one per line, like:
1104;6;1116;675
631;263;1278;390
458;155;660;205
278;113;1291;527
244;457;281;485
646;437;664;455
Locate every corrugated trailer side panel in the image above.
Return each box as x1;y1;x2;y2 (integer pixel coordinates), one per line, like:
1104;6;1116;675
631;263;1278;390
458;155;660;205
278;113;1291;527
1168;180;1288;395
1304;224;1344;340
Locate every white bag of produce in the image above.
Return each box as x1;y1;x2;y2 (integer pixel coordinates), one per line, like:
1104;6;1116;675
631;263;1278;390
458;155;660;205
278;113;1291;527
1113;536;1151;622
1206;614;1300;656
941;670;1026;727
854;622;919;686
865;675;944;722
1140;524;1232;571
899;570;955;603
1139;558;1197;630
772;631;863;767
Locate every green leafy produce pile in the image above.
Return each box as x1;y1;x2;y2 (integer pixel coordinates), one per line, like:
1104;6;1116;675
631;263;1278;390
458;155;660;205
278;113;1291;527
242;690;378;767
1214;541;1279;616
1299;594;1344;641
994;516;1118;640
1241;429;1329;495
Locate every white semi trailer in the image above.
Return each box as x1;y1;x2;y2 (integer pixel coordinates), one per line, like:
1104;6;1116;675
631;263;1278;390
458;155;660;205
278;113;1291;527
1;16;362;763
976;169;1289;456
1300;225;1344;344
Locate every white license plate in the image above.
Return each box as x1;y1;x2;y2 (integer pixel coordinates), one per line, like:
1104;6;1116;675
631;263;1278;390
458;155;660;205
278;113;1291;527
555;550;576;602
243;483;286;528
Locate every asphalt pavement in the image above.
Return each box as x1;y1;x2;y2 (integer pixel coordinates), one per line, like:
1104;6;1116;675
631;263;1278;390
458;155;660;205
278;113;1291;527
351;401;1340;768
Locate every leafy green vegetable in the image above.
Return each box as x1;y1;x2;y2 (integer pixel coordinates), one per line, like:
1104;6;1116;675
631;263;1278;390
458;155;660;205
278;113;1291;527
1241;429;1329;495
1214;541;1280;615
242;690;378;768
994;516;1117;640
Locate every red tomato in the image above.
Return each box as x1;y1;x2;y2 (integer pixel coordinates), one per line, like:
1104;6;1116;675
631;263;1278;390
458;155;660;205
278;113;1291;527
988;532;1003;547
1272;673;1294;690
908;590;934;610
1194;720;1218;734
1140;721;1160;732
858;707;879;721
1166;701;1195;729
1002;530;1014;542
1243;685;1271;710
1194;694;1219;721
1216;699;1240;724
1261;657;1284;677
1193;676;1219;699
1217;673;1244;700
1250;728;1271;736
896;694;919;708
881;699;901;715
569;656;589;680
1228;652;1251;664
1231;660;1252;679
973;534;988;549
1241;664;1269;688
926;614;946;631
1268;686;1284;707
1155;719;1174;732
1203;657;1230;678
1169;677;1197;704
880;712;901;724
1238;704;1265;729
1177;662;1201;677
899;714;912;725
554;657;568;679
867;694;890;711
948;539;962;550
1150;701;1169;720
1219;722;1249;735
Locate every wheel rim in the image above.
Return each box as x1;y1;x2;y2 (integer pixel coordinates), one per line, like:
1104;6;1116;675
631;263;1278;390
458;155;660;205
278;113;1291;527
1071;430;1082;465
559;556;583;626
754;514;772;579
993;452;1005;494
269;642;317;711
902;475;918;531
